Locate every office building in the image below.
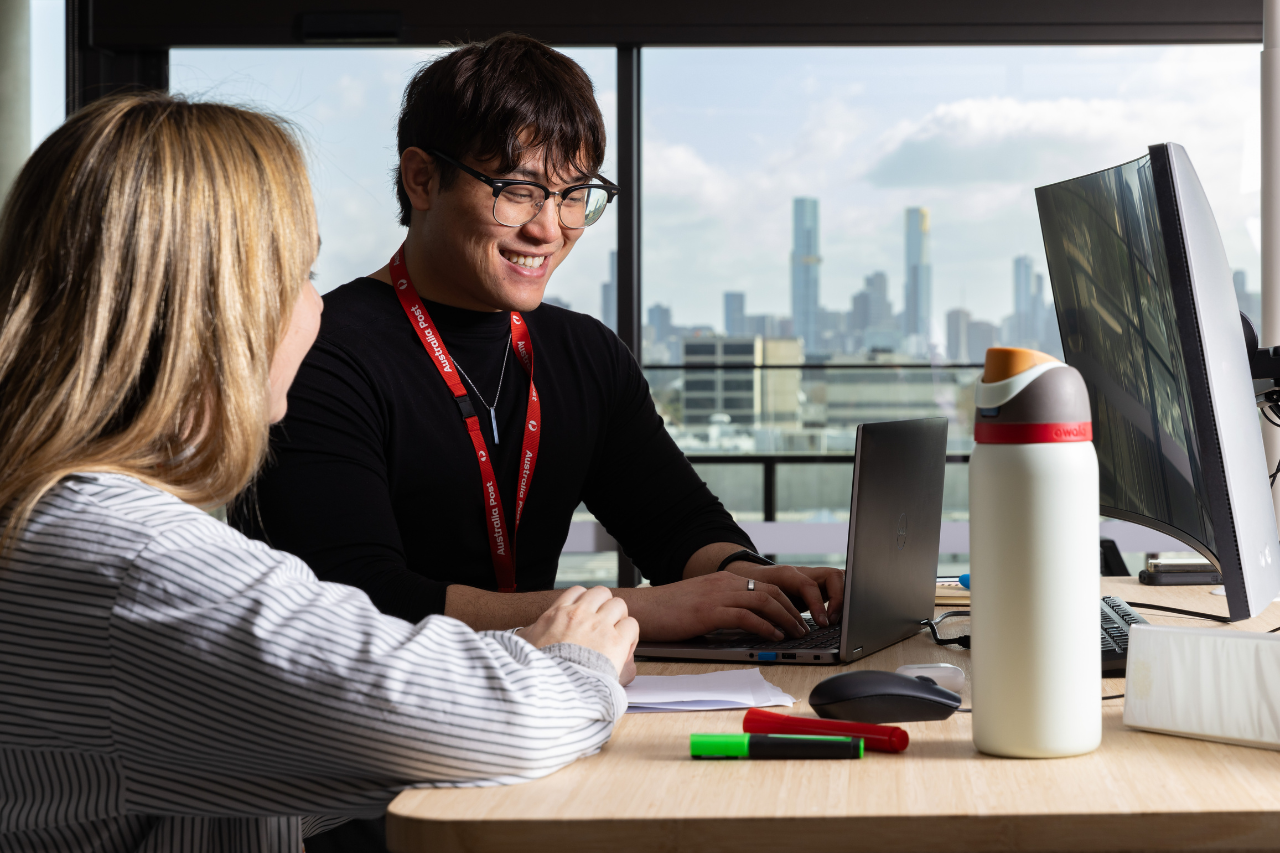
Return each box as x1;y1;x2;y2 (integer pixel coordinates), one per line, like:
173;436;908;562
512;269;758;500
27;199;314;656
1000;257;1064;358
724;291;746;337
1013;255;1036;342
681;337;762;426
791;197;821;355
647;304;672;341
849;271;898;354
760;338;803;430
679;336;802;427
542;295;570;310
851;271;892;333
743;313;783;339
968;320;1000;364
601;250;617;332
903;207;932;347
947;308;971;362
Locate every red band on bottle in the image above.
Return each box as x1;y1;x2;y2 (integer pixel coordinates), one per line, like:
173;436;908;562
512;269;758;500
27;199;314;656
974;421;1093;444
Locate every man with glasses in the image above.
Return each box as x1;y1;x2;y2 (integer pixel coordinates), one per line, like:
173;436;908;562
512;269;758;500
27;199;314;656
235;34;844;682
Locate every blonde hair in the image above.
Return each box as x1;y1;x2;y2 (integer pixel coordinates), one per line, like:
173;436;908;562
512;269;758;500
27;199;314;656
0;92;317;547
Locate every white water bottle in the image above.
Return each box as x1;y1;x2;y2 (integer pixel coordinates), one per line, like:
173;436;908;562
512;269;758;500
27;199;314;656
969;347;1101;758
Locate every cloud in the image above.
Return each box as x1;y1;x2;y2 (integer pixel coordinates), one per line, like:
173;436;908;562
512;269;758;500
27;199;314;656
863;93;1253;189
865;98;1124;186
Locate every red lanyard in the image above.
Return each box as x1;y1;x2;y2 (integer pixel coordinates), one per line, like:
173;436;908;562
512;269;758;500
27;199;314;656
389;245;540;593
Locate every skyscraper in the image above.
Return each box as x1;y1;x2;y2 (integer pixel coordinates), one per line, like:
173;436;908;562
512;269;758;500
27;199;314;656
791;198;821;355
647;304;672;340
864;271;891;329
601;250;618;332
724;291;746;337
946;308;971;362
851;271;892;333
968;320;999;364
903;207;932;347
1012;255;1038;343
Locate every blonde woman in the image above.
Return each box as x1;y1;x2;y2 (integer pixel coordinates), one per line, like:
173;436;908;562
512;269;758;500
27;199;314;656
0;93;637;853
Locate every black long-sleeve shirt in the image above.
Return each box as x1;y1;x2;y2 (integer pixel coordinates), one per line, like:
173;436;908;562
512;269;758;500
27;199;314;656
232;277;753;623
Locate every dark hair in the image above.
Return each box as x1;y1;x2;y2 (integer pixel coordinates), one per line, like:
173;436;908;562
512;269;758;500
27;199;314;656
394;34;606;227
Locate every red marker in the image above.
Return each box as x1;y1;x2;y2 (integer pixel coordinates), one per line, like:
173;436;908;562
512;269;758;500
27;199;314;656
742;708;910;753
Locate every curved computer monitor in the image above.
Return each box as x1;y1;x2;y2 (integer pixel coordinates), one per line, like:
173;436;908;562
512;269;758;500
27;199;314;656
1035;143;1280;620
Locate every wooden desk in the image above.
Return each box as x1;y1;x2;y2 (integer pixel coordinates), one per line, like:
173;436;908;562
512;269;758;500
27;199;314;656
388;578;1280;853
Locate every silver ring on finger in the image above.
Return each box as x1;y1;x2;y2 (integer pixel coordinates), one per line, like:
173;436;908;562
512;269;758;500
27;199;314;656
747;579;755;591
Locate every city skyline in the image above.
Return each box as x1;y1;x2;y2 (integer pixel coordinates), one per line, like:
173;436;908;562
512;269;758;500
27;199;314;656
583;192;1257;368
641;199;1066;363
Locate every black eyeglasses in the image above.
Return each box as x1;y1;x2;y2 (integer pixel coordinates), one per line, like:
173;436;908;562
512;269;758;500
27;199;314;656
428;149;619;230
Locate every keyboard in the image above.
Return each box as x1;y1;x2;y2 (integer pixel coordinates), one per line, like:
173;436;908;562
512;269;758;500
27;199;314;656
733;617;842;652
1101;595;1148;674
732;596;1148;672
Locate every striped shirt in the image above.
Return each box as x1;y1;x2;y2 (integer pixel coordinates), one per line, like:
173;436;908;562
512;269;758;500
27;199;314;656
0;473;626;852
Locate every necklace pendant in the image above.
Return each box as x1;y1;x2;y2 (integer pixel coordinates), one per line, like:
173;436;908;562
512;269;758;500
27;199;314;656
490;407;499;445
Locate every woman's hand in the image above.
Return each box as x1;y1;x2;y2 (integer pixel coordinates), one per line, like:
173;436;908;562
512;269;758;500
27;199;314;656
517;586;639;684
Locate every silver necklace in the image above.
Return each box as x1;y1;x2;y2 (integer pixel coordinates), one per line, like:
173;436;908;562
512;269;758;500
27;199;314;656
453;335;511;445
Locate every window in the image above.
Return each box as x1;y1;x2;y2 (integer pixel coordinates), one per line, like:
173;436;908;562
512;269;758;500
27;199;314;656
144;39;1256;577
642;46;1259;369
641;45;1260;570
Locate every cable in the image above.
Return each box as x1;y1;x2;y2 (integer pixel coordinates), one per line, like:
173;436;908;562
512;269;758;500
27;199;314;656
921;611;970;649
921;603;1231;651
1123;601;1232;623
1103;694;1124;701
1262;405;1280;487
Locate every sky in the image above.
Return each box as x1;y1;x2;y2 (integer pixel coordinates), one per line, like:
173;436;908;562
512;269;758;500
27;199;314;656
641;46;1263;339
24;36;1262;341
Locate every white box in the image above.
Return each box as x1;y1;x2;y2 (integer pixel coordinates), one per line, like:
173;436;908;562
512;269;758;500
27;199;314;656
1123;623;1280;750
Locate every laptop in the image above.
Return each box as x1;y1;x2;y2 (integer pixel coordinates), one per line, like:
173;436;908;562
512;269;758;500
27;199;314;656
635;417;947;665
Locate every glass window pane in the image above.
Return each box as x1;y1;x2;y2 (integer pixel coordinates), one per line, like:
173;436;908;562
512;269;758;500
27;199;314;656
776;464;854;522
641;45;1257;368
691;463;763;522
641;44;1259;542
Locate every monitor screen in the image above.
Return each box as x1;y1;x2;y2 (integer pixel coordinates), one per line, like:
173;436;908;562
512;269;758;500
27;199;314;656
1036;154;1217;557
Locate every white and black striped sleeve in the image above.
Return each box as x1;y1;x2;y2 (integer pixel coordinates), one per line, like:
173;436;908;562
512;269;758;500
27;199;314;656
107;517;626;819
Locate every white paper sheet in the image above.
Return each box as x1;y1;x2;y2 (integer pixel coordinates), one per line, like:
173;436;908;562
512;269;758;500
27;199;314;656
623;667;795;714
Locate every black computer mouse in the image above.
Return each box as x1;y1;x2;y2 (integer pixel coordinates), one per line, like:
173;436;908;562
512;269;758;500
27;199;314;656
809;670;962;723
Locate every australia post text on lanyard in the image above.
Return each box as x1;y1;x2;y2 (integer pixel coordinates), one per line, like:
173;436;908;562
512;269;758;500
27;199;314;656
389;245;539;592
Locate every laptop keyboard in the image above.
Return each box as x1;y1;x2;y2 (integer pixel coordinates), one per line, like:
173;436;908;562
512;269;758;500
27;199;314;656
737;617;842;651
703;598;1146;667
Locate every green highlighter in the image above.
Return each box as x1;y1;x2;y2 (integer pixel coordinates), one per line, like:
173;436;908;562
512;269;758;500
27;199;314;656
690;733;863;760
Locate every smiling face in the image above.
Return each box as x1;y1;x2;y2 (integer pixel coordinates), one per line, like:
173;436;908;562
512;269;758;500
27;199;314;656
399;146;589;313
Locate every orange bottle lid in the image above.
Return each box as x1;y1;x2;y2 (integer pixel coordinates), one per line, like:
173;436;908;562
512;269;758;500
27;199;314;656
982;347;1059;384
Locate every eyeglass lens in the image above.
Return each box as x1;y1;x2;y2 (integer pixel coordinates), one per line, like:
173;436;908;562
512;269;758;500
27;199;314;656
494;185;611;229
